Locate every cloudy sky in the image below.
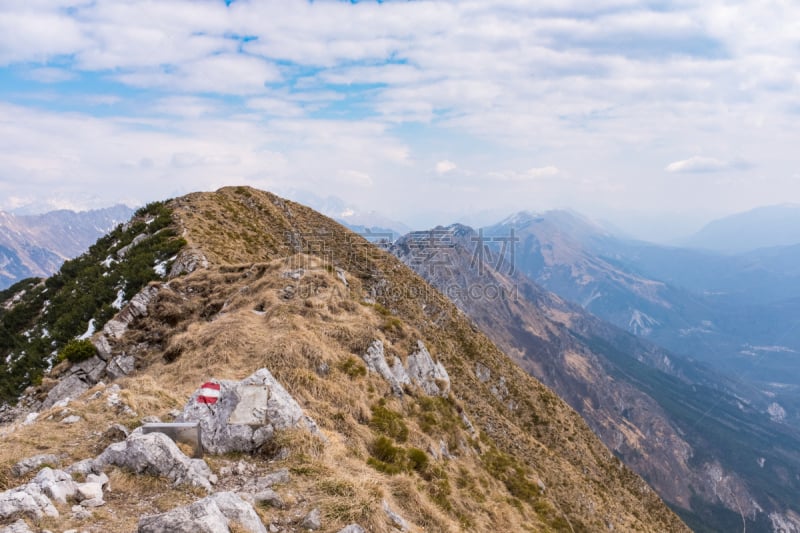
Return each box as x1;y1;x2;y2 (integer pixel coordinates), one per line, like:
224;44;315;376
0;0;798;239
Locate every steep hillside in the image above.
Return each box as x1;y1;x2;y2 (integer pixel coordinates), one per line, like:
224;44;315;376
0;205;133;290
0;187;686;532
391;224;800;533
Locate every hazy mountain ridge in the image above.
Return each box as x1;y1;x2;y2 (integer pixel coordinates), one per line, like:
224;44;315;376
682;205;800;253
0;205;134;290
392;223;800;533
0;187;686;532
488;210;800;424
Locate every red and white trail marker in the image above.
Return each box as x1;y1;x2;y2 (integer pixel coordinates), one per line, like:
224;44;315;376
197;382;221;405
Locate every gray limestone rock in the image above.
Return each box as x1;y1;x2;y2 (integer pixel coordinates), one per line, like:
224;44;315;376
337;525;366;533
11;454;60;478
178;368;319;455
301;507;321;530
0;520;34;533
138;492;266;533
0;483;59;521
407;341;450;397
361;340;404;396
103;284;159;339
95;432;214;492
31;468;77;505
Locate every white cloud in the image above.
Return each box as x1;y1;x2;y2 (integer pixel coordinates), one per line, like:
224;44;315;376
22;67;76;83
489;166;561;181
665;156;749;174
336;170;373;187
0;0;799;221
117;54;281;95
435;160;457;175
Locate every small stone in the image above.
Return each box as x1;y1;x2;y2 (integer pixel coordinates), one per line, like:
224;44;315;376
253;489;284;509
301;508;321;530
337;526;365;533
61;415;82;425
76;482;104;502
80;497;105;508
262;468;290;486
141;415;161;424
86;473;109;489
71;505;92;520
382;500;409;532
102;424;130;442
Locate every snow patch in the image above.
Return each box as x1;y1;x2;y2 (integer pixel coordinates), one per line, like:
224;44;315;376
112;289;126;310
77;319;96;340
153;260;168;277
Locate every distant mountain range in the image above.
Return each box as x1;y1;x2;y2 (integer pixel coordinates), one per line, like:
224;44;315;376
682;204;800;253
0;205;133;289
391;224;800;533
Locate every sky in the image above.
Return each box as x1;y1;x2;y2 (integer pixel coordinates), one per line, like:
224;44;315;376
0;0;798;241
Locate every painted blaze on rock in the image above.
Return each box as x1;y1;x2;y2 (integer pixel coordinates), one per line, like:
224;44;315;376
179;368;319;455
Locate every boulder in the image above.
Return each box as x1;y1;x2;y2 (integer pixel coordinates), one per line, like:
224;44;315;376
138;498;228;533
61;415;82;425
65;459;99;477
169;249;209;278
406;341;450;397
207;492;267;533
138;492;265;533
31;468;77;505
178;368;319;455
0;484;59;520
95;432;214;492
0;520;33;533
75;482;103;502
106;354;136;380
11;454;60;478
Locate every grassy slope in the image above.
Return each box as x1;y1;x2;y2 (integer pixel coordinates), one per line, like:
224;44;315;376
0;186;687;532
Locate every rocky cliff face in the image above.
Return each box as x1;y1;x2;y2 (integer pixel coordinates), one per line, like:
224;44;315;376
0;187;687;532
0;205;133;290
392;224;800;533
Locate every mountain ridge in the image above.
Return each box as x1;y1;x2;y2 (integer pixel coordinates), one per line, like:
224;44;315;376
0;186;687;532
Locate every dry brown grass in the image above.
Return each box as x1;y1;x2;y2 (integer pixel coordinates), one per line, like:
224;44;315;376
0;186;687;533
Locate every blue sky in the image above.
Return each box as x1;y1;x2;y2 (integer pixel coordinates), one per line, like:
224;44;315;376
0;0;798;239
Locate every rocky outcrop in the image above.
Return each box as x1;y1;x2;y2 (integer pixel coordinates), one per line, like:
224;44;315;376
169;248;209;278
362;340;404;396
178;368;319;455
407;340;450;397
0;479;59;521
96;432;215;492
361;340;450;397
41;356;106;409
32;468;77;505
11;454;60;477
103;284;160;339
138;492;266;533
